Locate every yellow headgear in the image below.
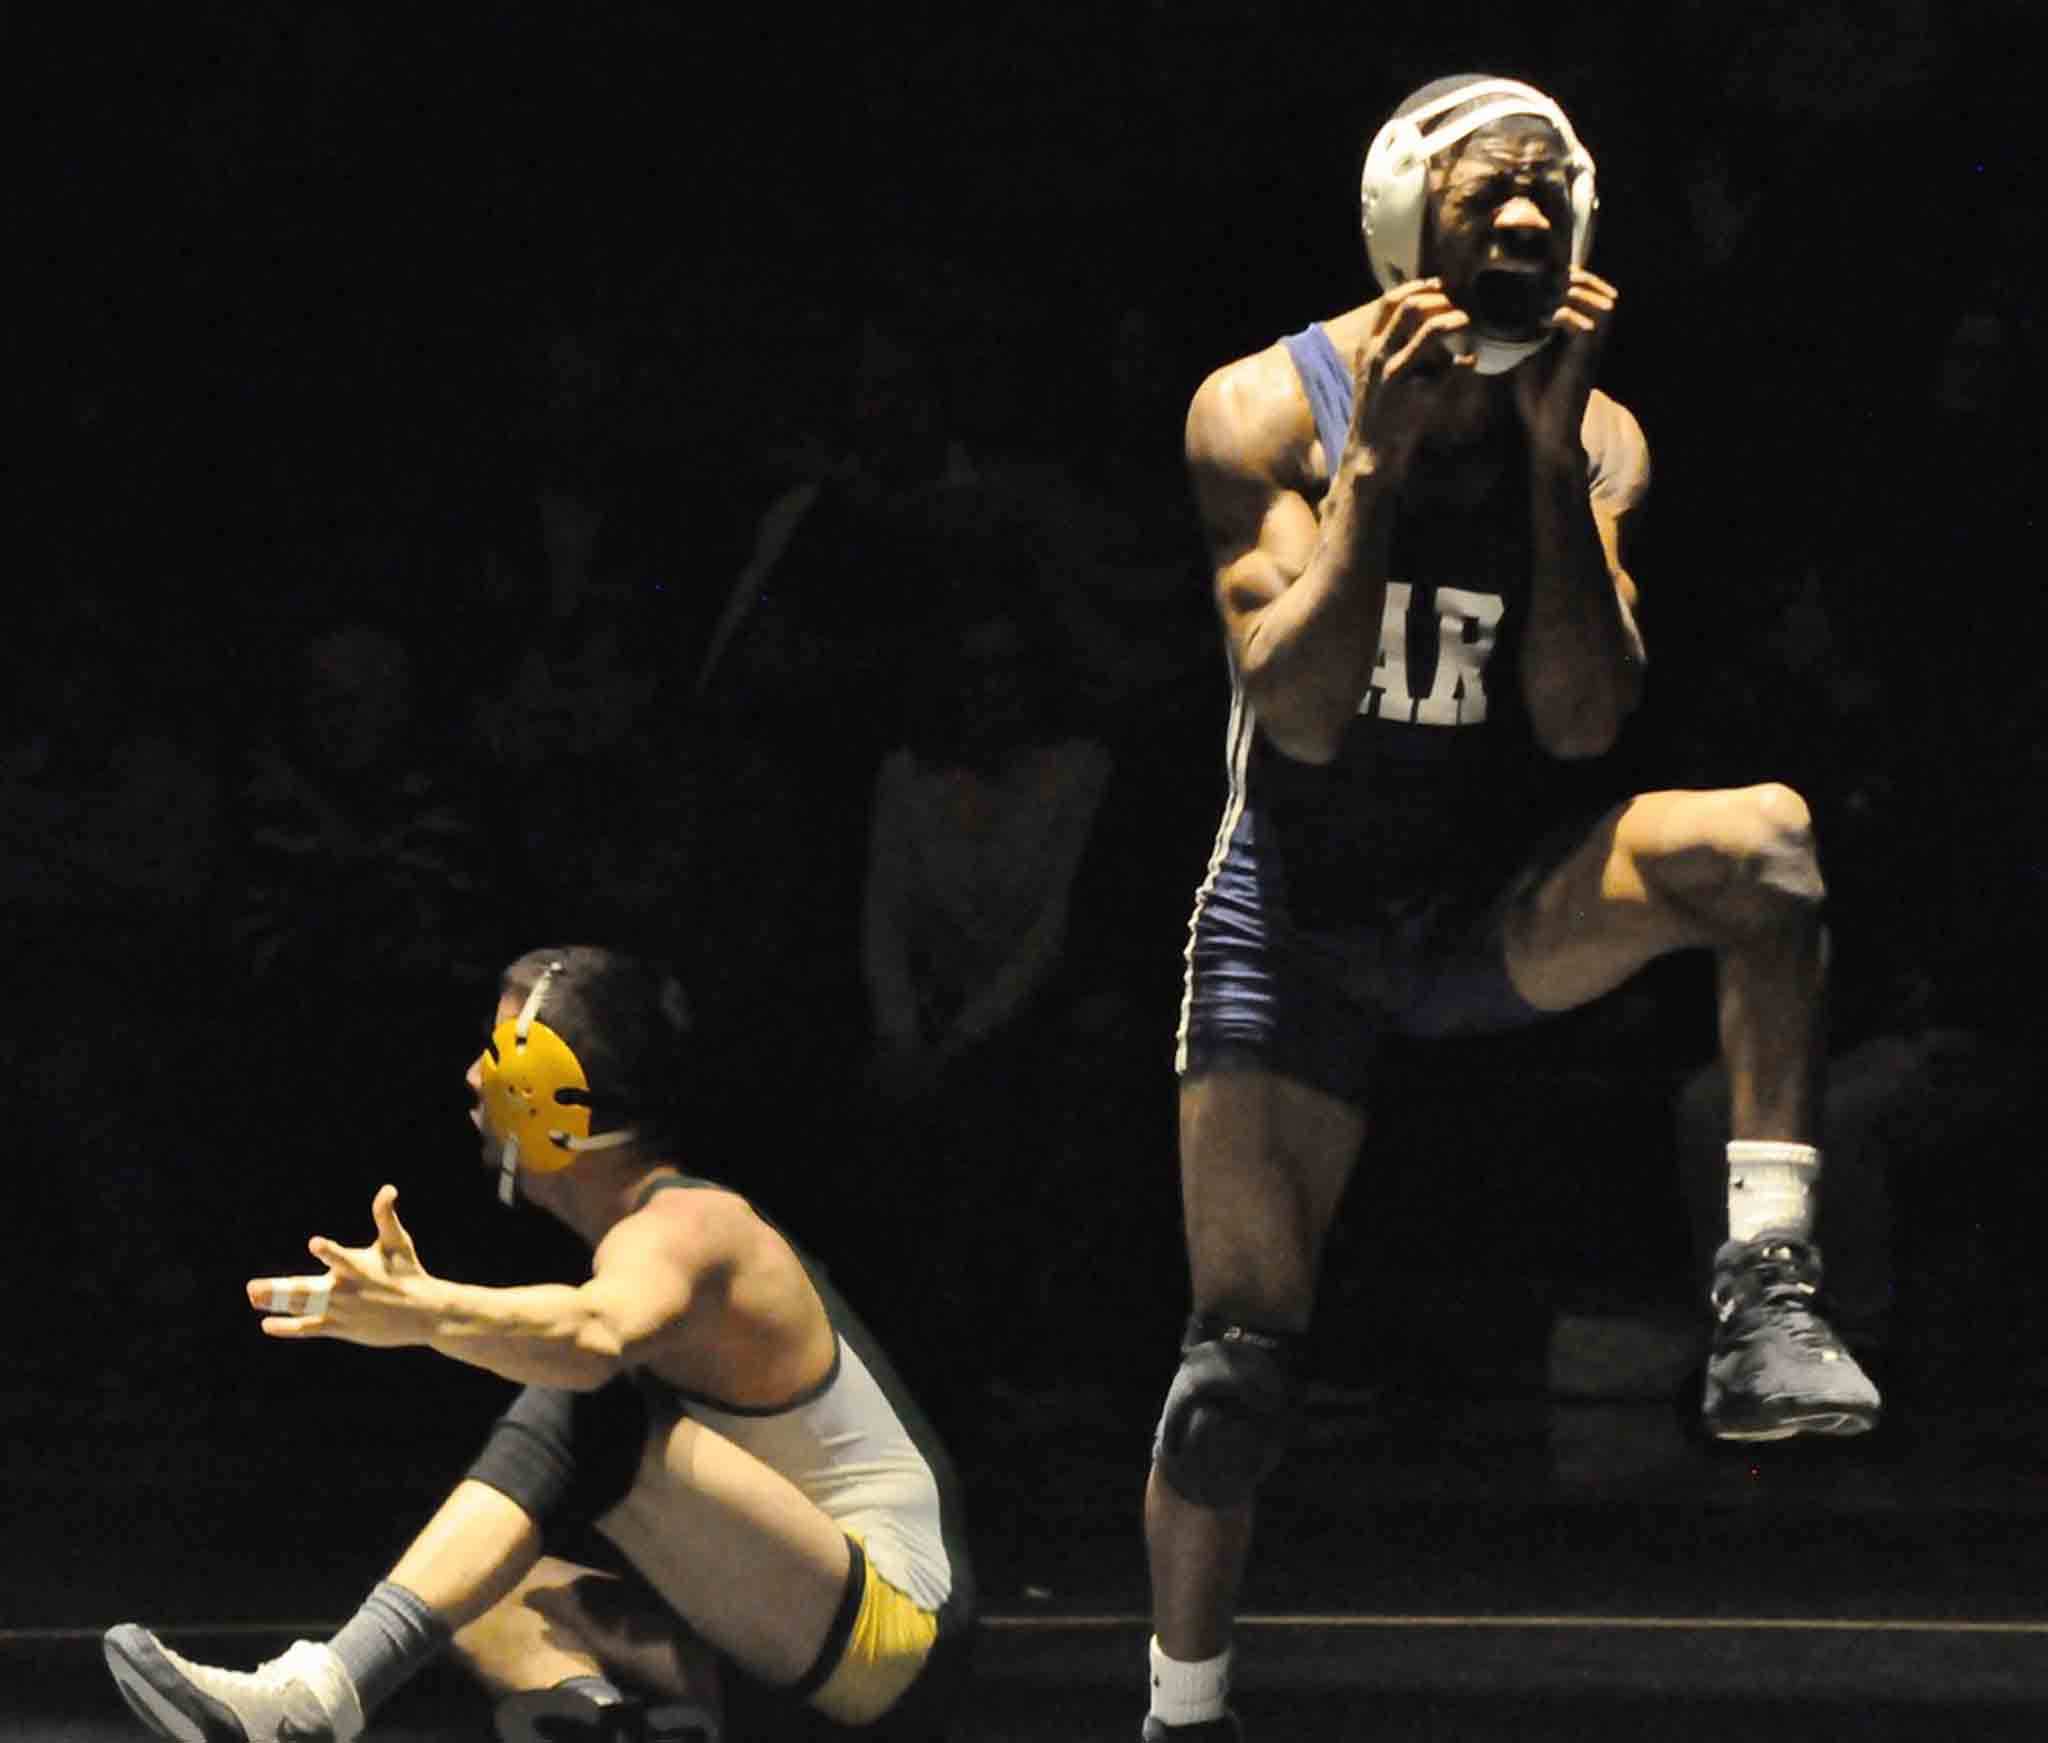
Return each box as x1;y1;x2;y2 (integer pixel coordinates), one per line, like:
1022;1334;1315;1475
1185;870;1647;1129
477;962;637;1206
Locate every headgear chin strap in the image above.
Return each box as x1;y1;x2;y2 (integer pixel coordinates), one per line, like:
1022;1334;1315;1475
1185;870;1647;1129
1360;76;1598;374
478;962;637;1208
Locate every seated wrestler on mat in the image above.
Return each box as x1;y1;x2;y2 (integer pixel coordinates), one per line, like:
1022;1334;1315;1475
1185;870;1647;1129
104;946;974;1743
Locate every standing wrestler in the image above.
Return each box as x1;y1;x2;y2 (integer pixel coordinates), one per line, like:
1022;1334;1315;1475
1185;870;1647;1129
1142;75;1878;1741
104;946;973;1743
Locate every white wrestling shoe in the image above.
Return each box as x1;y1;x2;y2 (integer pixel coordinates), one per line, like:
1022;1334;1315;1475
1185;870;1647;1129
103;1625;365;1743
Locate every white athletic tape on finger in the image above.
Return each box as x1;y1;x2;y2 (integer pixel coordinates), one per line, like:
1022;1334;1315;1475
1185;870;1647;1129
261;1276;332;1317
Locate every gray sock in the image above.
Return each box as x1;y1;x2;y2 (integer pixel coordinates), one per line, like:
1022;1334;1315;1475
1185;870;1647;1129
327;1579;452;1718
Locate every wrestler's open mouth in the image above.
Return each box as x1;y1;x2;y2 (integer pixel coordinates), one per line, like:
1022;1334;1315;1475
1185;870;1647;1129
1465;266;1557;337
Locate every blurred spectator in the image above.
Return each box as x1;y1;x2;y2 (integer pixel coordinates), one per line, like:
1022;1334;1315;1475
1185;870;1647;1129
687;307;982;1145
695;310;976;711
998;302;1219;726
861;603;1112;1106
467;609;702;969
855;595;1120;1442
1;611;225;1419
225;619;496;1267
1012;301;1228;1070
1639;0;1951;639
231;622;486;990
688;292;1223;1413
475;316;635;639
459;302;716;707
1;651;221;922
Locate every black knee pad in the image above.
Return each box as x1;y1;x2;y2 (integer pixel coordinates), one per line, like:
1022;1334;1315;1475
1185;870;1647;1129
464;1379;649;1534
1152;1315;1305;1509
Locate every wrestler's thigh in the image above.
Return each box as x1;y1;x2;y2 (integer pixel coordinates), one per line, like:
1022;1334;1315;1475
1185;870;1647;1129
497;1555;715;1702
1179;1066;1366;1330
595;1411;853;1690
1502;789;1753;1012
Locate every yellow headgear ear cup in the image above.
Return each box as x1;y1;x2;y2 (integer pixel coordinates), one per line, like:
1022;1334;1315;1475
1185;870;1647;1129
477;1016;595;1176
479;958;641;1208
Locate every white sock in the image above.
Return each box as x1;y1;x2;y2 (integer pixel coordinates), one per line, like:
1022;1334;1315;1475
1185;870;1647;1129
1148;1636;1230;1727
1726;1140;1819;1243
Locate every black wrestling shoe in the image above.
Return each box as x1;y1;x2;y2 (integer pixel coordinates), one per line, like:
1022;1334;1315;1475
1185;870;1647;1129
1703;1233;1882;1441
1141;1715;1242;1741
494;1686;718;1743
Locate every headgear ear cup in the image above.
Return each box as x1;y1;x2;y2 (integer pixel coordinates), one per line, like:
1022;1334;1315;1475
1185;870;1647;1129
1570;163;1597;270
478;960;637;1207
1360;114;1433;298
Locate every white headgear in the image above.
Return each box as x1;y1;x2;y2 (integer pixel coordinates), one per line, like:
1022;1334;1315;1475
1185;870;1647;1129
1360;76;1598;374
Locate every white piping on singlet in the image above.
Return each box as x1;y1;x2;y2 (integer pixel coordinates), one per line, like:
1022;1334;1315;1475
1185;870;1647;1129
1174;669;1256;1074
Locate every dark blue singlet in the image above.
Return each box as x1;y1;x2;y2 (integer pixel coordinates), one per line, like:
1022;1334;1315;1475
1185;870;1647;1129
1174;323;1641;1106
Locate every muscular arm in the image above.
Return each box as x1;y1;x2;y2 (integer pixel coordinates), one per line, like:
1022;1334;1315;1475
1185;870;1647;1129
1187;351;1398;765
414;1206;713;1391
1521;396;1646;756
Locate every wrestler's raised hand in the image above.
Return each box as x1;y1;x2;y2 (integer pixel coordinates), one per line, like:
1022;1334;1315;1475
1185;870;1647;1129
1512;266;1619;467
1349;278;1473;482
246;1184;432;1348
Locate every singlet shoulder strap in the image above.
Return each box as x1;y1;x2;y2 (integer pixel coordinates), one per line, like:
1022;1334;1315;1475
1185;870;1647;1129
625;1170;844;1415
631;1170;728;1210
1278;323;1354;485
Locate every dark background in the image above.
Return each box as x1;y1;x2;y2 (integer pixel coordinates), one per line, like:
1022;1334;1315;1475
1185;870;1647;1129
8;0;2047;1663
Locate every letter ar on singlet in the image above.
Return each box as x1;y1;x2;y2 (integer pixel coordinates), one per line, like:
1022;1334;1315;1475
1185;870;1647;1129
1362;582;1505;728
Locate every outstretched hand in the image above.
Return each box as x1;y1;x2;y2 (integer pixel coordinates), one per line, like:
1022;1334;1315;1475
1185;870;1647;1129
247;1184;434;1348
1512;267;1619;467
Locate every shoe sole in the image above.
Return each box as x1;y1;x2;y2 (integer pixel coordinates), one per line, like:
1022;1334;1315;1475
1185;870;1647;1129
496;1688;610;1743
496;1687;719;1742
102;1625;247;1743
1708;1409;1878;1442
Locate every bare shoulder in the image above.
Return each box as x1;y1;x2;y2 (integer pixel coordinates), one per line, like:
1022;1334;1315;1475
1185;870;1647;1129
1584;387;1646;454
601;1180;753;1275
1185;341;1314;484
1582;387;1650;511
1187;304;1375;495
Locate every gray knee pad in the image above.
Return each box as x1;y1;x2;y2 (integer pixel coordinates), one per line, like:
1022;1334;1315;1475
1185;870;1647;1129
1152;1315;1305;1509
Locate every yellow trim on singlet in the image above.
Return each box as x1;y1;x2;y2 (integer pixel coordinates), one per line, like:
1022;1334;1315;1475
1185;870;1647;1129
808;1536;942;1726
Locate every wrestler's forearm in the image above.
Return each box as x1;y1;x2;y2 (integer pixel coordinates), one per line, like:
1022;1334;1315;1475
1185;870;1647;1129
1238;460;1398;760
413;1278;624;1391
1522;460;1643;756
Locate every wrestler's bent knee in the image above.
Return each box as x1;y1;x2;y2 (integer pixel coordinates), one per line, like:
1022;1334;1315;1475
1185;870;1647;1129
1644;785;1827;929
1152;1315;1306;1509
464;1381;649;1533
1737;783;1824;900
